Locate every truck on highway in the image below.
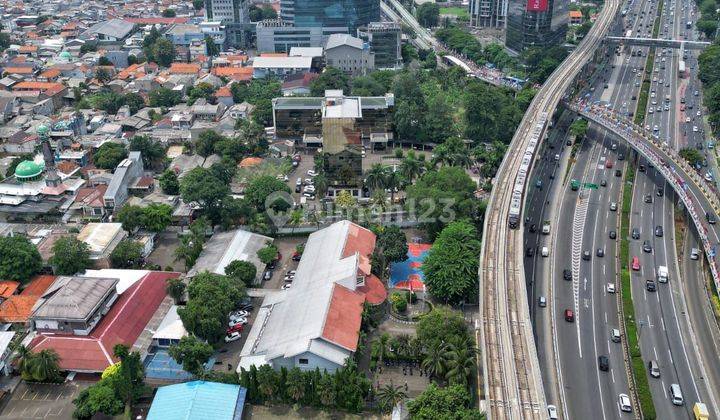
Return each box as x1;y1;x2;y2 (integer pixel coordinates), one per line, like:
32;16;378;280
542;221;551;235
657;265;669;283
679;60;687;78
693;402;709;420
571;179;580;191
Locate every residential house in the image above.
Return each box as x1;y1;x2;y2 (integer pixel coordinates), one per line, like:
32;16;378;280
76;222;127;267
32;276;120;335
252;56;313;79
103;151;144;210
187;228;274;285
0;275;57;325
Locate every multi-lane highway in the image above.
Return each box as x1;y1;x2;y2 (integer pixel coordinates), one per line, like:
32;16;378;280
479;0;620;417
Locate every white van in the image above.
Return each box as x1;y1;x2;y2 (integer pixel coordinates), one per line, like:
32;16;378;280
541;246;549;257
657;265;669;283
690;248;700;260
669;383;684;406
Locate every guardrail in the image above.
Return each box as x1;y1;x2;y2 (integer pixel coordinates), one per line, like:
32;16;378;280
569;100;720;304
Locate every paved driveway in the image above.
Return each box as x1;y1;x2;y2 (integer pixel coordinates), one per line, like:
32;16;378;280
0;381;88;419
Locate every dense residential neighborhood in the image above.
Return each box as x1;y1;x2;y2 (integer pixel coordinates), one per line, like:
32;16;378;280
3;0;710;417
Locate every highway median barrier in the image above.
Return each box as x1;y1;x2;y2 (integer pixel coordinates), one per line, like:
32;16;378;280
619;164;657;419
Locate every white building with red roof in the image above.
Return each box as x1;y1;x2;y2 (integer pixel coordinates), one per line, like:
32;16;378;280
238;220;386;373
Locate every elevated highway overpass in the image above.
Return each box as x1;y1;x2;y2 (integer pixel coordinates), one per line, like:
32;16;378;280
606;36;711;49
567;99;720;295
478;0;621;417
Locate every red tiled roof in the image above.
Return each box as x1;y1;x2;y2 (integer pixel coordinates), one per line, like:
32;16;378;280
212;66;252;81
12;81;64;92
22;275;57;296
321;284;364;351
0;281;20;299
342;223;376;259
4;67;34;74
216;86;232;97
0;275;56;323
569;10;583;18
40;68;61;79
18;45;38;53
30;271;179;372
169;63;200;75
357;275;387;306
74;185;107;208
56;160;79;175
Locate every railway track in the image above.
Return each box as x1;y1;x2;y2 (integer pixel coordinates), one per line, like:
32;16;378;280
479;0;621;418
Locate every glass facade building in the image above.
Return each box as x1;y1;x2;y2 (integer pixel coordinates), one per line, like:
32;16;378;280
505;0;569;53
280;0;380;33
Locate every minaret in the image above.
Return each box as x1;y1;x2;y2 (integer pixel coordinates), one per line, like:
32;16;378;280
38;124;61;188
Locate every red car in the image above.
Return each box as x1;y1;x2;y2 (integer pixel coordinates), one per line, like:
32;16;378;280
292;251;302;261
605;159;614;169
631;256;641;271
227;324;244;334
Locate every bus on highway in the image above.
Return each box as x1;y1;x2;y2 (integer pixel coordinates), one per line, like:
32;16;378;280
679;60;687;78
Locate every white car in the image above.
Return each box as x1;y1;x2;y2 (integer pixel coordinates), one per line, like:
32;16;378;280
697;110;702;116
282;283;292;290
693;126;699;132
229;311;249;321
228;317;248;328
225;331;241;343
619;393;632;412
547;405;558;419
307;169;318;177
607;283;616;294
610;202;618;211
304;178;314;185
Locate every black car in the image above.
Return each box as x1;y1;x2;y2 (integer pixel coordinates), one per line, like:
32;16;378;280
707;212;717;225
609;230;617;239
598;355;610;371
529;224;537;233
563;269;572;281
646;279;657;292
295;184;302;193
618;153;625;161
596;248;605;257
655;226;664;237
657;188;664;197
600;179;607;187
526;247;535;258
644;194;653;203
582;250;591;261
632;228;640;240
643;240;652;253
639;164;646;172
615;169;622;177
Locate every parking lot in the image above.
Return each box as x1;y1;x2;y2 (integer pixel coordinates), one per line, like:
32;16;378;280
0;381;88;419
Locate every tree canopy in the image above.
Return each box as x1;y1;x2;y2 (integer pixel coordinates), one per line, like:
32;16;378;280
109;239;144;269
178;272;247;344
407;384;482;419
0;235;42;283
159;169;180;195
417;3;440;27
94;142;128;170
310;67;350;96
225;260;257;287
180;167;231;225
168;335;214;375
149;87;182;107
405;166;478;238
244;175;292;212
422;221;481;304
50;236;92;275
128;135;164;168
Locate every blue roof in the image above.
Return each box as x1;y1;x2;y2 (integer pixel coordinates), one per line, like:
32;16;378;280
147;381;246;420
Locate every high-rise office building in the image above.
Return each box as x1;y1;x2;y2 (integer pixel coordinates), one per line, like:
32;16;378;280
204;0;250;46
280;0;380;33
357;22;402;70
505;0;569;53
470;0;507;28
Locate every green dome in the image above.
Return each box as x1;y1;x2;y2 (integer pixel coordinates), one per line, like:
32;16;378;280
14;160;43;179
36;124;49;136
59;51;72;60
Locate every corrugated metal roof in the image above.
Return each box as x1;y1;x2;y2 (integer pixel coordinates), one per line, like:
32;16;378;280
147;381;245;420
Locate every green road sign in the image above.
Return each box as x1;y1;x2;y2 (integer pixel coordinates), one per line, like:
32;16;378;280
583;183;598;189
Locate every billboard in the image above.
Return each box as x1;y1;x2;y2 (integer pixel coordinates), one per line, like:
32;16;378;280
526;0;548;11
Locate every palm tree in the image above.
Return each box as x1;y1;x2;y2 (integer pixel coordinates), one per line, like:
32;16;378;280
444;343;478;386
285;368;305;403
312;173;329;199
384;170;401;203
377;383;407;413
421;341;447;381
365;163;388;192
314;152;328;173
399;156;423;183
371;189;388;211
29;349;60;382
372;333;392;366
288;209;303;234
15;345;31;374
317;373;336;407
451;152;472;168
257;365;277;403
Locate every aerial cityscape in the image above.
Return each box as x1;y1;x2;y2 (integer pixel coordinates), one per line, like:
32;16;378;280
0;0;716;418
